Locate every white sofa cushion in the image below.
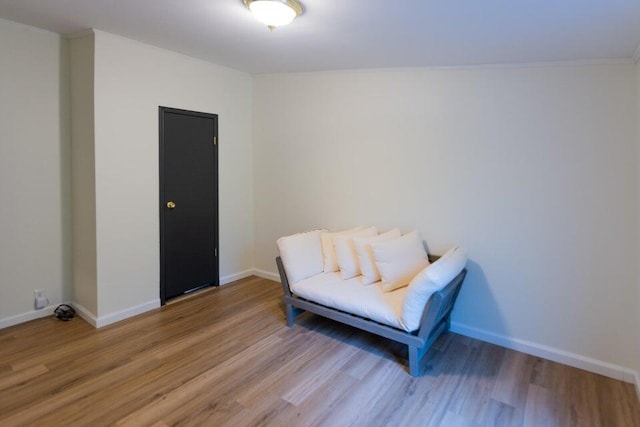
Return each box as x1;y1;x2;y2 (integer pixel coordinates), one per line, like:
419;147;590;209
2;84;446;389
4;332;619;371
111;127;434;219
290;272;409;331
277;230;325;285
334;227;378;279
371;231;430;292
320;226;363;273
353;228;402;285
401;247;468;331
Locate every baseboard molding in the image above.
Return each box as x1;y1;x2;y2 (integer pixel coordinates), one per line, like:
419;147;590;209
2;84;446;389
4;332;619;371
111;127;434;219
0;305;57;330
220;269;254;285
96;299;161;328
73;302;98;328
220;268;279;283
635;371;640;403
450;321;637;384
252;268;280;282
3;270;257;330
74;299;161;328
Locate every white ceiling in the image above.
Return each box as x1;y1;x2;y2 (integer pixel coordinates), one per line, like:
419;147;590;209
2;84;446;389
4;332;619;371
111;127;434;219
0;0;639;74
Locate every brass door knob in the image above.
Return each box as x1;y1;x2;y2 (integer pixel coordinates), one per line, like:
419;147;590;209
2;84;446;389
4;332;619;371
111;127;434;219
167;201;176;209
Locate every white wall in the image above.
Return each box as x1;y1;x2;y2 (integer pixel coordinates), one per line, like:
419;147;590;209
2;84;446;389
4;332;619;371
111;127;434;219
69;32;98;315
0;19;71;327
91;31;253;319
253;64;638;373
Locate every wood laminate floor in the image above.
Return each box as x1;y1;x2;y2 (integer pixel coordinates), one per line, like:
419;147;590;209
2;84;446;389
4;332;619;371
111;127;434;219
1;276;639;426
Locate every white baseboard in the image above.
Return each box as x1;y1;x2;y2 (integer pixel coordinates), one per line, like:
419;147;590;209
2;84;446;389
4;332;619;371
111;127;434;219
73;302;98;327
0;305;57;330
95;299;161;328
450;321;637;384
635;371;640;403
2;270;257;330
220;268;279;284
220;269;254;285
74;299;161;328
252;268;280;282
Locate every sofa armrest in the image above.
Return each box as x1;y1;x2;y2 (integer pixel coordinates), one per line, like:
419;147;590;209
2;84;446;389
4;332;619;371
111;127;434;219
401;247;468;333
276;256;292;297
416;268;466;341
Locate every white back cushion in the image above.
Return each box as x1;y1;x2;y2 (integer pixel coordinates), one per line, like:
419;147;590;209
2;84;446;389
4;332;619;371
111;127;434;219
353;228;402;285
401;247;468;331
277;230;325;285
334;227;378;279
320;226;363;273
371;230;429;292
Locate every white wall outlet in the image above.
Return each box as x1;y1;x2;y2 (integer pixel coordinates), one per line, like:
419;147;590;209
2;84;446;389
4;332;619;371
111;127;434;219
34;289;49;310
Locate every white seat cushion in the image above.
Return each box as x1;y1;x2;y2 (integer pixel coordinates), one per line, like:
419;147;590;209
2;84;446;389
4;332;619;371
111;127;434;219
290;273;409;331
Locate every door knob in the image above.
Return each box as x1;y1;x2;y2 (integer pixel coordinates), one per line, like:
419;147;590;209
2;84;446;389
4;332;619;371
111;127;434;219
167;201;176;209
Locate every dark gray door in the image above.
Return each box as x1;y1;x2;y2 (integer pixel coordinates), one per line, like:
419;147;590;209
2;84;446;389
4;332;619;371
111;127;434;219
159;107;218;303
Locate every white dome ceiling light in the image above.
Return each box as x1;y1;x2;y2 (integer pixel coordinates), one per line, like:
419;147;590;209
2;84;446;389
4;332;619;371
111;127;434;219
244;0;303;31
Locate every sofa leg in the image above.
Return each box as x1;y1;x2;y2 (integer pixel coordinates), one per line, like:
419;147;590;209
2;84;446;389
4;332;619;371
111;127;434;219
408;345;421;377
285;304;296;327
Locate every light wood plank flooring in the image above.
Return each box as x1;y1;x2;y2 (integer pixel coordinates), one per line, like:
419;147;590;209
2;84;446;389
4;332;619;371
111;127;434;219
1;276;639;426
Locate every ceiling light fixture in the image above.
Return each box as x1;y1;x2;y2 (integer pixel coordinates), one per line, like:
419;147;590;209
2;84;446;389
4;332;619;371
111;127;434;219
244;0;303;30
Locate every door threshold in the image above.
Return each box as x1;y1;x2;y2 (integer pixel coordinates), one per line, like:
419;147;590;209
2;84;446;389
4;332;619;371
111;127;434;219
166;285;217;305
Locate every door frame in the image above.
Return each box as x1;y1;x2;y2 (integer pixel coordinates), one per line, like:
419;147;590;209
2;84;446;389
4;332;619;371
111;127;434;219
159;106;219;305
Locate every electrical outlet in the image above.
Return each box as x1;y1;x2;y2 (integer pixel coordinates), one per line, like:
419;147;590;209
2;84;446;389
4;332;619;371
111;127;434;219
34;289;49;310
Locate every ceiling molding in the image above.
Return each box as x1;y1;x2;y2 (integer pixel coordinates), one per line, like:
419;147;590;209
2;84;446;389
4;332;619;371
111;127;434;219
423;58;635;71
254;58;636;77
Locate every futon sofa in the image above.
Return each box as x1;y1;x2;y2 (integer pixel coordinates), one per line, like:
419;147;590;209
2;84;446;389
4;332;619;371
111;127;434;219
276;228;468;376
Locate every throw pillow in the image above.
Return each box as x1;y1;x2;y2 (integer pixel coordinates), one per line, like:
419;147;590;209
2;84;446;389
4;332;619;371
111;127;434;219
320;226;363;273
370;230;429;292
334;227;378;279
277;230;325;284
353;228;402;285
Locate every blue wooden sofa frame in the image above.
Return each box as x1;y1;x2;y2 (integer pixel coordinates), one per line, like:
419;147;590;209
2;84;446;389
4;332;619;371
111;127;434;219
276;254;467;376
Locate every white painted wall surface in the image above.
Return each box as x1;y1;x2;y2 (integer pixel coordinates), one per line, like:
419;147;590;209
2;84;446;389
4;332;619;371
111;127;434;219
0;18;71;326
92;31;253;317
69;32;98;316
253;64;638;371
